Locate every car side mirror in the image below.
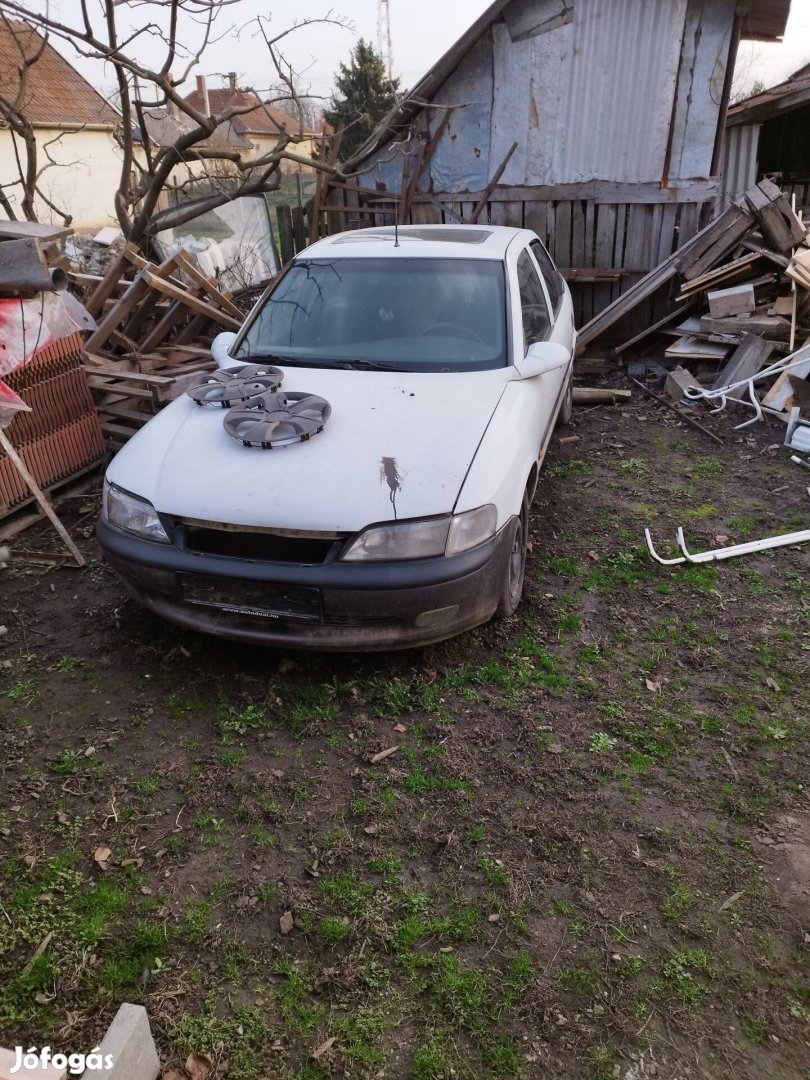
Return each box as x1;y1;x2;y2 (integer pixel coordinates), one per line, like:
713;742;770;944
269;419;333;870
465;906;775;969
211;331;238;369
513;341;570;379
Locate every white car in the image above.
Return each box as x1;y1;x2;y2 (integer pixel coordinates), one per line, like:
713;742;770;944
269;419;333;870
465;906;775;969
98;225;576;649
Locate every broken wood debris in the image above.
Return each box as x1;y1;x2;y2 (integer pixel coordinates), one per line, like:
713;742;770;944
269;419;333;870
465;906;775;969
69;247;254;443
577;180;809;452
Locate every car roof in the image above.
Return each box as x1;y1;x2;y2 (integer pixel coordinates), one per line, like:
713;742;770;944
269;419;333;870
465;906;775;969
302;224;534;261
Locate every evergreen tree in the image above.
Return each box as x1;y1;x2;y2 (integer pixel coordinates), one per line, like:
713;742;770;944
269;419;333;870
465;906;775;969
324;39;400;160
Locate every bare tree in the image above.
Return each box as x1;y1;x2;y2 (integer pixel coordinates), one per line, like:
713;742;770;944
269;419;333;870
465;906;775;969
0;14;74;224
0;0;350;248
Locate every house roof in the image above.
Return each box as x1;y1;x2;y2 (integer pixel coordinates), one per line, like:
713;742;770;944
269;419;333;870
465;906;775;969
184;85;319;139
344;0;793;171
0;19;119;128
137;108;253;152
727;60;810;127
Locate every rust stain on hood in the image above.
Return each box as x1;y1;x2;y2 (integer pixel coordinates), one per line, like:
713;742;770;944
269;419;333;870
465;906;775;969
380;455;402;519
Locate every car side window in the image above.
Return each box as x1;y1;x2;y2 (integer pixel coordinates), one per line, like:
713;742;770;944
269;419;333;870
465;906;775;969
530;240;564;314
517;249;551;349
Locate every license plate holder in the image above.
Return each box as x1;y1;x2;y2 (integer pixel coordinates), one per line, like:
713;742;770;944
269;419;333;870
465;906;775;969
179;574;322;622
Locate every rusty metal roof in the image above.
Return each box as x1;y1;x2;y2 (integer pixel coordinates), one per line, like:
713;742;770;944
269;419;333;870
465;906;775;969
0;19;119;128
727;61;810;127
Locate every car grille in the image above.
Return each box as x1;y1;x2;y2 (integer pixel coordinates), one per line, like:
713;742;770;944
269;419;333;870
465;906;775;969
181;524;343;564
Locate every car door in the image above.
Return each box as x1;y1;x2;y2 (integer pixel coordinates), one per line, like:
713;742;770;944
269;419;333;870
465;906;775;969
516;242;568;404
528;238;576;354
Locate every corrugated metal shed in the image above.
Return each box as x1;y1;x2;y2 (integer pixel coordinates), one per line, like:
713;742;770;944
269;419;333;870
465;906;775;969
347;0;791;174
720;123;761;206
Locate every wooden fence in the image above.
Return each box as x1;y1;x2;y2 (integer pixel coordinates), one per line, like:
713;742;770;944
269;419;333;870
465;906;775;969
274;178;721;342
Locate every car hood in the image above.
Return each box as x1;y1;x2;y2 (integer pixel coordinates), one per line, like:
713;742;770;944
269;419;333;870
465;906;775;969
106;366;511;532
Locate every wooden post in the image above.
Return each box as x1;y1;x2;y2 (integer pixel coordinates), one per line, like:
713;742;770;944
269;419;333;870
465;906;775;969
0;429;85;566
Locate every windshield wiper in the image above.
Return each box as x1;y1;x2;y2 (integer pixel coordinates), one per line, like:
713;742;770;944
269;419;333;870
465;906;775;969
333;359;407;372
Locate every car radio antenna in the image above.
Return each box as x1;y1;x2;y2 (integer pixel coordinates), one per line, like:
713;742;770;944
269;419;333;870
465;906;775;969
394;215;399;248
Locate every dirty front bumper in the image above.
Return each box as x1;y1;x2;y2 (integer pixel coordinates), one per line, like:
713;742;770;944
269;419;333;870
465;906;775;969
96;517;517;650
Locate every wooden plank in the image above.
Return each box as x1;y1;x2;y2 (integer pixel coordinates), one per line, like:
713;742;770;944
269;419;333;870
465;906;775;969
0;220;72;241
122;251;186;340
140;271;241;329
404;179;722;205
84;273;151;353
665;336;731;360
700;314;790;339
707;283;756;318
554;202;572;268
0;428;84;566
788;374;810;411
83;243;139;318
675;203;754;279
523;201;548;241
172;254;243;319
613;300;695;355
762;340;810;410
277;205;294;264
571;200;586;270
291;206;307;252
468;142;518;224
712;333;774;389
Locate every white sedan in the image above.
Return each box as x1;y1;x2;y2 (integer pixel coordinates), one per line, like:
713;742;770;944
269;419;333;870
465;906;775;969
98;225;576;649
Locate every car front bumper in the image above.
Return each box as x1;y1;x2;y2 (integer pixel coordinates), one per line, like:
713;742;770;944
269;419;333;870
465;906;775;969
96;516;518;650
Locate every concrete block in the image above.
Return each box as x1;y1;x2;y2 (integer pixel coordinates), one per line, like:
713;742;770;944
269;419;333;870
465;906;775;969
665;365;702;402
0;1048;66;1078
93;1003;160;1080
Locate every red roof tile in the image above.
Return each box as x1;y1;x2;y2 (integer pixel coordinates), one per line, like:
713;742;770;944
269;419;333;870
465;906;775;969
0;19;119;128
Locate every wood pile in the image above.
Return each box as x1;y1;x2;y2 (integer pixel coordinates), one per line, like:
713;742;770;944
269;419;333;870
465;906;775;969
70;244;252;443
577;180;810;433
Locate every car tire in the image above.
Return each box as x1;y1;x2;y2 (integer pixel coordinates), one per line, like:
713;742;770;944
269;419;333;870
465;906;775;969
494;494;528;620
557;372;573;426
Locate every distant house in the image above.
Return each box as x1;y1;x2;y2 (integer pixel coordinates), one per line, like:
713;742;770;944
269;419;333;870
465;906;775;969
335;0;791;327
0;19;121;229
184;75;326;174
723;62;810;210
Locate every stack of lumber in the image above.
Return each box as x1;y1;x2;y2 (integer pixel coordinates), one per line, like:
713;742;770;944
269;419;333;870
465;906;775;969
577;180;810;423
70;245;249;443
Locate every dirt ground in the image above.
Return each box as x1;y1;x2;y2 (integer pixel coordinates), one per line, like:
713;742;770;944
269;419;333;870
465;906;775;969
0;391;808;1080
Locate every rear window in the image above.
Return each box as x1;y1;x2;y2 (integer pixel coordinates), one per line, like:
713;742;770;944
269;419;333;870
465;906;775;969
235;257;508;371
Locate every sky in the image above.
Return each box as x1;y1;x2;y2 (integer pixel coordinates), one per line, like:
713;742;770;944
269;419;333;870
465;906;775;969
26;0;810;102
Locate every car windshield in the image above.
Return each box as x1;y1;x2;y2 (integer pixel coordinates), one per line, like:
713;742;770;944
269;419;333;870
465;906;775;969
234;257;508;371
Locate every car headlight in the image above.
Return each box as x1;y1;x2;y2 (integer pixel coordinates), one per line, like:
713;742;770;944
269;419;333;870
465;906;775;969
102;480;170;543
341;505;497;562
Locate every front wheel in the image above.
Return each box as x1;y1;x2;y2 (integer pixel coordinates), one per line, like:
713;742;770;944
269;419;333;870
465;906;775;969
494;495;528;620
557;372;573;426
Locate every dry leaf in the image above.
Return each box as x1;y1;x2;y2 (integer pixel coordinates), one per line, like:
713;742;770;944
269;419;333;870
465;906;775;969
393;723;407;733
487;913;500;923
185;1052;214;1080
161;1071;186;1080
363;824;379;836
370;745;399;764
279;910;294;935
765;677;781;692
23;854;36;870
94;845;112;865
645;679;661;693
310;1036;337;1061
56;811;68;824
121;858;143;868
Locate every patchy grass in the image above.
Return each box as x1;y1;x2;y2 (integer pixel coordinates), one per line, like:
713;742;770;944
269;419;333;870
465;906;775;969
1;401;808;1078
